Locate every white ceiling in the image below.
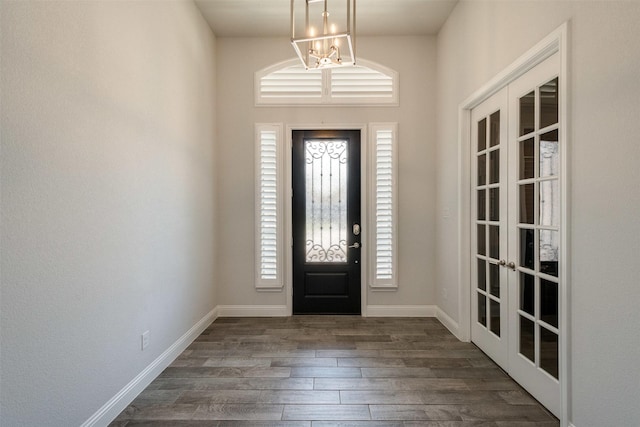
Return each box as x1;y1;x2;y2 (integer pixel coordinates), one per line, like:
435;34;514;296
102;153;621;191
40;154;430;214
194;0;459;37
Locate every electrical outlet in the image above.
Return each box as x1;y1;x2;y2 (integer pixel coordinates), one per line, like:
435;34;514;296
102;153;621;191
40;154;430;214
141;330;149;350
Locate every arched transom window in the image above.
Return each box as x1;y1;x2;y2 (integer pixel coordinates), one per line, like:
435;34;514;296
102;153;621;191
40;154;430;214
255;58;399;106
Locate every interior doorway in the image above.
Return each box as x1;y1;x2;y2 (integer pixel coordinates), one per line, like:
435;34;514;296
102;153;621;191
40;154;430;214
470;53;562;417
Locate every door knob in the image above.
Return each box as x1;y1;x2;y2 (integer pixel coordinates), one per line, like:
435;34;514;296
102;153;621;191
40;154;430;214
507;261;516;270
498;259;507;266
348;242;361;249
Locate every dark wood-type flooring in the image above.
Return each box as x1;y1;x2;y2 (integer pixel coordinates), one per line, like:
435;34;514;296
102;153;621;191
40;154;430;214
111;316;559;426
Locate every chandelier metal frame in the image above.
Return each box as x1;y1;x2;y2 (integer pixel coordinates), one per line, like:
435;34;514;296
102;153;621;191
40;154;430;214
290;0;356;70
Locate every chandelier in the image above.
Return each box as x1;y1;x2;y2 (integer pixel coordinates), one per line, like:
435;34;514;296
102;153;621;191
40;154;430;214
291;0;356;70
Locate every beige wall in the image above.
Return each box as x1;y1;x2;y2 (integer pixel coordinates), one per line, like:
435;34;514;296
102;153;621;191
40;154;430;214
0;2;217;425
4;1;638;425
216;36;437;309
436;1;640;425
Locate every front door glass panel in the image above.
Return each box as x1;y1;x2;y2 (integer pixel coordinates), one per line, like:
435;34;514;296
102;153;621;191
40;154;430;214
304;140;348;263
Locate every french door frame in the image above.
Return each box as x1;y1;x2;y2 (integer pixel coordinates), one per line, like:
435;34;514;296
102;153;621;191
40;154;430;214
456;23;570;426
285;123;369;317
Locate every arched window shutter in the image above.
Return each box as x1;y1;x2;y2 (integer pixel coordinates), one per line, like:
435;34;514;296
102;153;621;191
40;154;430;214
256;59;398;106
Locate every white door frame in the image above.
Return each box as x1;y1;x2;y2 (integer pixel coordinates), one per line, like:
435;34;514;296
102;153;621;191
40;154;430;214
456;23;570;426
285;123;369;317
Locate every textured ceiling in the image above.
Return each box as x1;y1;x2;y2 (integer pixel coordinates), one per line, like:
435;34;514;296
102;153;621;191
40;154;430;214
194;0;459;37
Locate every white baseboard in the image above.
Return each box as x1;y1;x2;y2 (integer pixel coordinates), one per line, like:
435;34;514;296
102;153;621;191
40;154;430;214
435;306;465;341
217;304;288;317
366;305;436;317
81;307;218;427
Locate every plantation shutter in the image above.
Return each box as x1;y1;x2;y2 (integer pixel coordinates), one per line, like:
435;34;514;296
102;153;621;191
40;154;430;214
330;66;394;100
255;59;397;106
258;64;322;102
370;124;398;288
255;124;283;289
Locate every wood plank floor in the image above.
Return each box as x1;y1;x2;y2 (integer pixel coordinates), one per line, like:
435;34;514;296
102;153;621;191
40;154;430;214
111;316;559;426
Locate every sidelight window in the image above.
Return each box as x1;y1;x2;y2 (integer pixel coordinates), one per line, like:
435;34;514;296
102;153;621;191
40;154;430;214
370;123;398;288
255;124;284;289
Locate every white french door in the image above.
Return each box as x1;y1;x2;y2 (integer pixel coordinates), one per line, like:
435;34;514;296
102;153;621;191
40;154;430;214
471;52;562;417
471;87;509;369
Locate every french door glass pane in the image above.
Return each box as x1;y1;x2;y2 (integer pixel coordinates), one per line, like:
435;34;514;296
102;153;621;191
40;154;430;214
478;118;487;151
520;138;535;179
540;130;559;177
477;224;486;256
520;91;535;136
520;273;535;316
489;263;500;297
519;316;535;362
490;299;500;336
489;150;500;184
489;188;499;221
478;154;486;186
489;225;500;259
478;189;486;220
540;77;559;129
539;179;559;226
520;228;535;270
539;229;559;277
477;259;487;291
519;183;534;224
489;111;500;147
305;140;348;263
540;278;559;328
540;327;559;379
478;293;487;326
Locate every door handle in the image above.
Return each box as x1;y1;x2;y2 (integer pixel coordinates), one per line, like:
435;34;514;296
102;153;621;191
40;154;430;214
498;259;516;271
348;242;361;249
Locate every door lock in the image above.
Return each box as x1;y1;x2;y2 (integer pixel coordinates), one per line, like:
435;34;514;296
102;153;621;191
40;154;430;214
353;224;360;236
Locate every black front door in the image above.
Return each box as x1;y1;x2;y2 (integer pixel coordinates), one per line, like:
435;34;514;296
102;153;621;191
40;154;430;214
292;130;361;314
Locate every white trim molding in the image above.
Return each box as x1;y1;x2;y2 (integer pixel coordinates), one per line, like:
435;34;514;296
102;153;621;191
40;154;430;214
81;308;218;427
217;305;289;317
366;305;436;317
435;307;462;340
